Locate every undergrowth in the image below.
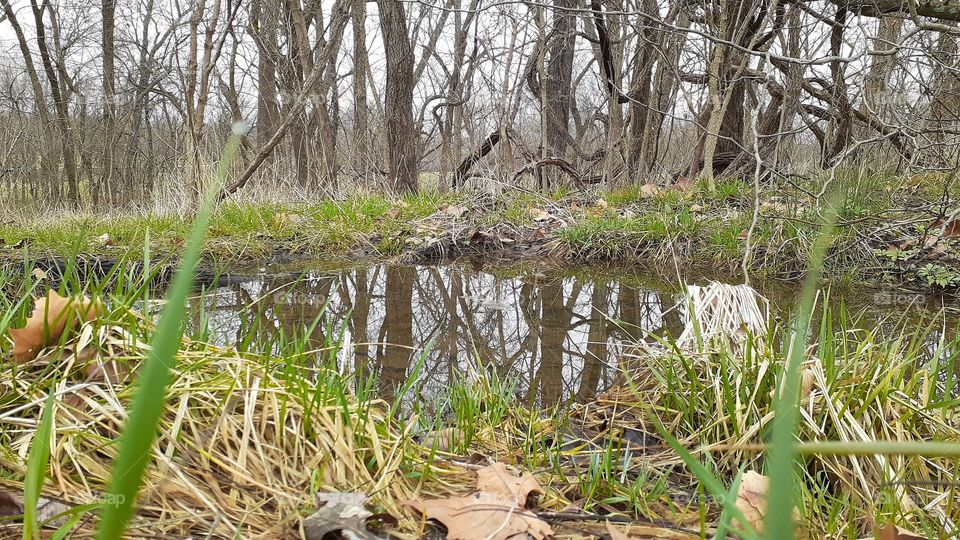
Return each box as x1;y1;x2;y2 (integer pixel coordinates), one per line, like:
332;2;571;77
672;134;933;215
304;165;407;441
0;254;957;537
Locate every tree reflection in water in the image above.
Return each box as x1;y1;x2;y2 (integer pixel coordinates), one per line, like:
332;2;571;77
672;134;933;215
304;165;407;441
197;265;957;403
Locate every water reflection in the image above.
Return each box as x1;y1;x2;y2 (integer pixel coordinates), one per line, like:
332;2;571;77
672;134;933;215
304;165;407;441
197;265;698;403
196;265;959;404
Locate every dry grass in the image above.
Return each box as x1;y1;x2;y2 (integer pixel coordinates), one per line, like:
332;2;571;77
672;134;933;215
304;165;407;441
0;281;958;538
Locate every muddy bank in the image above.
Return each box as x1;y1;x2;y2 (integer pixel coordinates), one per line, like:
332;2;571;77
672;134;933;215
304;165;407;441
2;187;958;295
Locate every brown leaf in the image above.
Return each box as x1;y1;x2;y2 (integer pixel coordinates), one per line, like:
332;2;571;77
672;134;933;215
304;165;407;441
878;523;926;540
419;427;464;453
475;463;544;507
9;290;103;363
734;470;768;534
639;183;660;197
595;198;609;210
442;205;469;219
529;208;551;221
408;492;552;540
675;176;695;191
0;491;22;518
304;492;380;540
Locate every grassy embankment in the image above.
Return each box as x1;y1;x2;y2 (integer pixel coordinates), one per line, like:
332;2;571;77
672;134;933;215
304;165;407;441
2;171;958;289
0;255;958;538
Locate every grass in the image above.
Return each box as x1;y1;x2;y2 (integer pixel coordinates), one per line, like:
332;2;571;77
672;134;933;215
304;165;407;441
0;190;459;264
1;170;958;293
0;168;958;536
0;250;957;536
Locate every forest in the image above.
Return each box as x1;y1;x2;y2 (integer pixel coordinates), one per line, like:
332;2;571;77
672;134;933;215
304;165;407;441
1;0;960;539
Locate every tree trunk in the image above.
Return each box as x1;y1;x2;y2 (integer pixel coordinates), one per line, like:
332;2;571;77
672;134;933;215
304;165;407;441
351;0;370;175
376;0;418;193
101;0;117;207
544;0;576;158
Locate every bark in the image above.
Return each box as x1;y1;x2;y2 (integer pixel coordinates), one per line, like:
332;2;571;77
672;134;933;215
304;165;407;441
351;0;370;174
32;0;79;205
217;0;349;201
452;130;501;187
544;0;577;159
376;0;419;193
101;0;117;207
251;0;280;151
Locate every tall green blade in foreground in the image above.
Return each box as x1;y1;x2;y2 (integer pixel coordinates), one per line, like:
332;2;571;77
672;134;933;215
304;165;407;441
763;200;839;540
96;133;243;539
23;388;56;540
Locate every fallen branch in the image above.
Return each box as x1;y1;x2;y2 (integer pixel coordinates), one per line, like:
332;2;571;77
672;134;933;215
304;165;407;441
452;130;501;188
512;158;582;186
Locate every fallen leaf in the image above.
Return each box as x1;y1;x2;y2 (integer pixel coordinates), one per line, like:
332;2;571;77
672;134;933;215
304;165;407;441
408;492;552;540
0;490;22;518
734;470;768;534
690;204;704;213
0;491;70;528
304;491;380;540
419;427;464;453
9;290;103;362
800;368;815;401
385;207;402;220
595;198;609;209
92;233;112;247
640;183;660;197
529;208;551;221
442;205;469;219
878;523;926;540
31;268;47;281
475;462;544;507
406;463;552;540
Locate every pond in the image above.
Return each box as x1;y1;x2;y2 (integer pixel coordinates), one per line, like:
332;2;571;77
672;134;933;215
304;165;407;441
193;263;959;404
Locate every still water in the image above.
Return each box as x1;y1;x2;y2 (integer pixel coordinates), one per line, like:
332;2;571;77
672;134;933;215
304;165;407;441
193;264;957;403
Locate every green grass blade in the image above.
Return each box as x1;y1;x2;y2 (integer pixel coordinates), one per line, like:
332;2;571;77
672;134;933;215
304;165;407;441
764;200;839;540
23;387;56;540
95;134;242;538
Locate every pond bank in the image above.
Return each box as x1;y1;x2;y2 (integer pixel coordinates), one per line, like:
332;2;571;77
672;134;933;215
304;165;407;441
2;180;959;295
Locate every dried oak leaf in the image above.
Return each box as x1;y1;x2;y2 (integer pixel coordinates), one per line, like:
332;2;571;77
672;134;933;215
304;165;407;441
9;290;103;362
734;470;768;534
0;490;70;527
475;462;544;507
878;523;926;540
0;490;22;518
303;492;381;540
408;492;552;540
639;183;661;197
733;470;799;535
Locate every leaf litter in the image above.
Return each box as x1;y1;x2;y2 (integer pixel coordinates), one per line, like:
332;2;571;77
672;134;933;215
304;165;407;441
406;463;552;540
1;281;956;538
